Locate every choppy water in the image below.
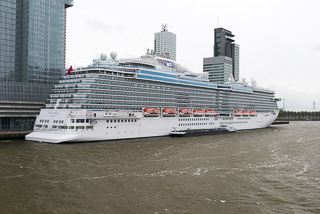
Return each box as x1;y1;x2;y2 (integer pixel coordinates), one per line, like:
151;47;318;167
0;121;319;214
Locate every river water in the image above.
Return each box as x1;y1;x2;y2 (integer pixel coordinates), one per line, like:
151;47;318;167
0;121;319;214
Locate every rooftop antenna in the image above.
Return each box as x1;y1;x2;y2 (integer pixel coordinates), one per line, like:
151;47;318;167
162;23;168;32
313;100;315;111
217;16;219;28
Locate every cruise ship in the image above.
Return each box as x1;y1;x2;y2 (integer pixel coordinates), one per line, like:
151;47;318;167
26;52;280;143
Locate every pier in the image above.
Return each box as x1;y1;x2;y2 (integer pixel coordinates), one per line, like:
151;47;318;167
272;121;290;125
0;131;31;140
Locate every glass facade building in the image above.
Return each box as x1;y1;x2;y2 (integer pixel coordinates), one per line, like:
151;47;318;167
203;27;239;83
0;0;73;132
154;24;176;61
203;56;233;84
233;44;239;81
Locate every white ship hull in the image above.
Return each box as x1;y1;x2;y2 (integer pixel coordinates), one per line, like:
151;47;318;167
25;54;281;144
26;109;279;143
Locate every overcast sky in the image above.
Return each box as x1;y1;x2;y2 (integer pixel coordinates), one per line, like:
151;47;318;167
66;0;320;111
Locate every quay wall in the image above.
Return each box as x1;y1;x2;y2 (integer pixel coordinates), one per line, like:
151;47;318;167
277;111;320;121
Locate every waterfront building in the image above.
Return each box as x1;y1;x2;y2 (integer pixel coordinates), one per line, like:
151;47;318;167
204;28;239;83
203;56;233;83
154;24;176;61
0;0;73;133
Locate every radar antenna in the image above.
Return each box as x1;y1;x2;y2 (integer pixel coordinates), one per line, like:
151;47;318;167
251;78;257;87
228;73;235;82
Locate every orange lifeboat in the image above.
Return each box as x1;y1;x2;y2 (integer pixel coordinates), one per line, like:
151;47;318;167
205;109;216;117
241;110;250;117
249;111;257;117
234;110;241;117
193;109;205;117
143;108;160;117
179;109;192;117
162;108;177;117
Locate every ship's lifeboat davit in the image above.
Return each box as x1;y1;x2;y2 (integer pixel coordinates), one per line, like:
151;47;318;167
143;108;160;117
179;109;192;117
162;108;177;117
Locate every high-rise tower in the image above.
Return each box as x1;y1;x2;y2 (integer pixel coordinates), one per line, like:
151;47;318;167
0;0;73;133
203;28;239;83
154;24;176;61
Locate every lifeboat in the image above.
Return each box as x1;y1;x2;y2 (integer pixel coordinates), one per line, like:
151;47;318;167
162;108;177;117
193;109;205;117
205;109;216;117
249;111;257;117
143;108;160;117
242;110;250;117
179;109;192;117
234;110;242;114
234;110;243;117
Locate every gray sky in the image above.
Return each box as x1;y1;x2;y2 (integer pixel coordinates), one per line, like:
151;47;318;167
66;0;320;111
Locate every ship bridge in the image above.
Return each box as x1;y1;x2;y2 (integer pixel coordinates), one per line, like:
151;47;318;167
119;55;192;74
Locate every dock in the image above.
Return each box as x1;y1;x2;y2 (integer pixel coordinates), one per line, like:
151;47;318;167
272;121;290;125
0;131;31;140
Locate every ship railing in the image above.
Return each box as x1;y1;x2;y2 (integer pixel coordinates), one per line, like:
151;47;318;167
51;86;215;99
53;80;216;96
59;76;217;96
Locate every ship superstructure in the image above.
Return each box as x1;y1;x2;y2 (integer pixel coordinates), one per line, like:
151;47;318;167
26;53;280;143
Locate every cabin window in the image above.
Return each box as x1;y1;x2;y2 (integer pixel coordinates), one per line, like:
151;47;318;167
76;119;85;123
76;126;84;130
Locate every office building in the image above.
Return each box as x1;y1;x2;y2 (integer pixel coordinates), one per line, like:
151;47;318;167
203;56;233;83
154;24;176;61
0;0;73;133
204;28;239;83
